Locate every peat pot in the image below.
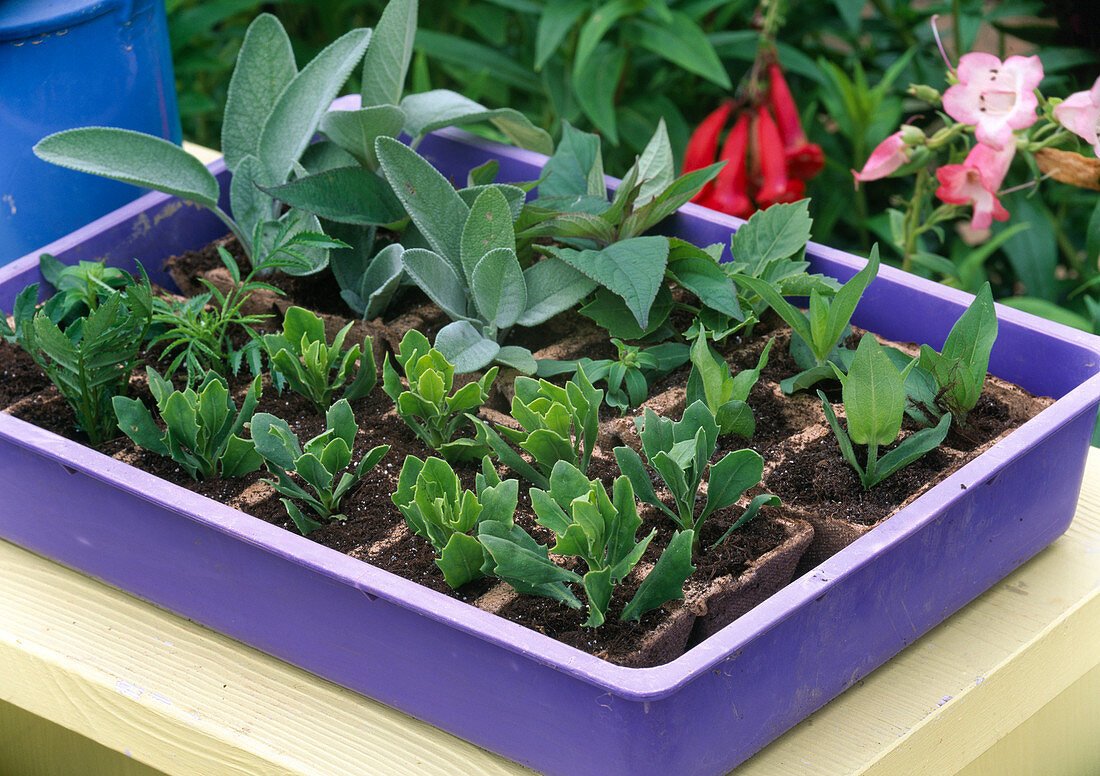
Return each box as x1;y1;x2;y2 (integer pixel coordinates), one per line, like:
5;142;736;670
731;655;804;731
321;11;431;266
2;126;1099;776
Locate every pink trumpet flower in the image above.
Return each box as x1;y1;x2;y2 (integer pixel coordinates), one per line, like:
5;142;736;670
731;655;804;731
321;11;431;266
935;141;1016;230
852;131;910;185
1053;75;1100;157
942;53;1043;151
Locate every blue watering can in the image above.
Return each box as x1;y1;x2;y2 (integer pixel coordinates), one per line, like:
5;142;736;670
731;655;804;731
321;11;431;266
0;0;181;264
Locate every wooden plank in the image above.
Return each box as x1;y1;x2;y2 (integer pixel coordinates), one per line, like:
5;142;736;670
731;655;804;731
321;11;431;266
2;451;1099;776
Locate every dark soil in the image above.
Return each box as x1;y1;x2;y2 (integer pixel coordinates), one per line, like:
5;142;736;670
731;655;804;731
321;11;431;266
0;235;1053;666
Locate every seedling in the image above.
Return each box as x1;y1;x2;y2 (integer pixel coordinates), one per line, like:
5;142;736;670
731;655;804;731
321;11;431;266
614;401;778;553
249;399;389;534
535;339;690;414
820;334;952;489
392;455;518;589
382;330;496;462
38;254;127;316
480;461;697;626
112;368;262;480
918;283;998;425
686;326;774;438
12;275;153;446
472;367;603;489
263;306;377;413
736;244;881;393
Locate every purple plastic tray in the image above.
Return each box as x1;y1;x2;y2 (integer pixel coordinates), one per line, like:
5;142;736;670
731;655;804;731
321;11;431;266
2;127;1099;776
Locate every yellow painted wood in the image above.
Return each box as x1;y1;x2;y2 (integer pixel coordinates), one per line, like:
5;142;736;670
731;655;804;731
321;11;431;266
2;451;1099;776
181;141;221;166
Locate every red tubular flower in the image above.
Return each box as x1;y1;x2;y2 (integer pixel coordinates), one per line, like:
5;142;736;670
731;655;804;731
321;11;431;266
753;106;805;208
702;112;753;218
685;101;735;203
767;62;824;181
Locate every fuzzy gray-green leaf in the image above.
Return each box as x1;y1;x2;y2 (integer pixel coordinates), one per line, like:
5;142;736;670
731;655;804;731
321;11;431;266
401;248;469;321
222;14;297;171
471;248;526;330
319;105;407;169
400;90;553;155
35;128;220;209
262;167;405;227
461;187;515;284
434;321;499;373
360;0;417;107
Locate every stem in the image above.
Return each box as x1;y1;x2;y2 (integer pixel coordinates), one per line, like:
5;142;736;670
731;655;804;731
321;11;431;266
950;0;962;63
865;442;879;484
213;207;252;260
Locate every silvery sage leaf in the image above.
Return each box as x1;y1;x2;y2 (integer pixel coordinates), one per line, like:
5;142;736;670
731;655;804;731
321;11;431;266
229;154;275;247
516;258;598;327
401;248;469;322
258;26;372;186
376;136;469;272
434;321;500;374
319;105;407;169
261;167;405;227
471;248;526;330
34;128;220;209
360;0;417;107
399;90;553;155
222;13;297;172
461;187;516;284
543;236;669;329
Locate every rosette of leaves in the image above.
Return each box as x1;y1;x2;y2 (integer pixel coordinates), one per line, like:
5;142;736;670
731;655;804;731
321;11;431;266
6;273;153;446
472;367;603;489
736;245;881;394
516;121;742;338
614;401;778;553
536;339;689;414
34;13;372;277
263;306;377;413
37;254;127;318
374;137;597;373
686;327;773;439
382;330;496;462
392;455;518;589
249;399;389;534
480;461;696;627
112;368;262;480
820;334;952;489
917;283;998;426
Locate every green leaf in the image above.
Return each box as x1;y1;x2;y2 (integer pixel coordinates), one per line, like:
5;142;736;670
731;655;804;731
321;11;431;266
869;413;952;487
919;283;997;420
582;568;614;627
702;449;764;519
821;246;880;362
112;396;169;455
516;258;598;327
222;14;297;171
401;248;469;322
535;0;587;70
413;29;542;93
545;236;669;329
360;0;417;106
621;529;694;622
613;445;676;520
262;167;405;227
838;334;909;447
34;129;220;209
434;321;500;373
579;285;673;340
319;105;407;169
818;391;864;481
400;90;553;155
220;434;263;477
376;136;469;269
471;248;527;330
572;43;626;144
729;200;813;269
461;187;516;284
494;346;537;374
538;121;604;200
574;1;634;76
258;27;372;185
668;244;742;320
249;413;300;471
229;154;273;245
437;532;488;589
627;118;674;208
282;498;326;535
634;12;730;89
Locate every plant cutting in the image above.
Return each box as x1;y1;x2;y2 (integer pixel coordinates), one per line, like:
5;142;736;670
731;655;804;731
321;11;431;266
392;455;518;589
614;402;779;553
262;306;377;413
819;334;953;489
686;326;773;438
113;369;263;480
249;399;389;534
382;330;497;462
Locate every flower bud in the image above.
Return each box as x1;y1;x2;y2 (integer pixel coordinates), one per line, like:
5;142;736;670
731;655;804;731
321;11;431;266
899;125;927;146
908;84;941;104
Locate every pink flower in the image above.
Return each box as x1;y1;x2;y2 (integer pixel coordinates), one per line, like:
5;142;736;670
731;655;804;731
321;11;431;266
943;53;1043;150
1053;76;1100;157
852;131;909;184
935;142;1016;230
